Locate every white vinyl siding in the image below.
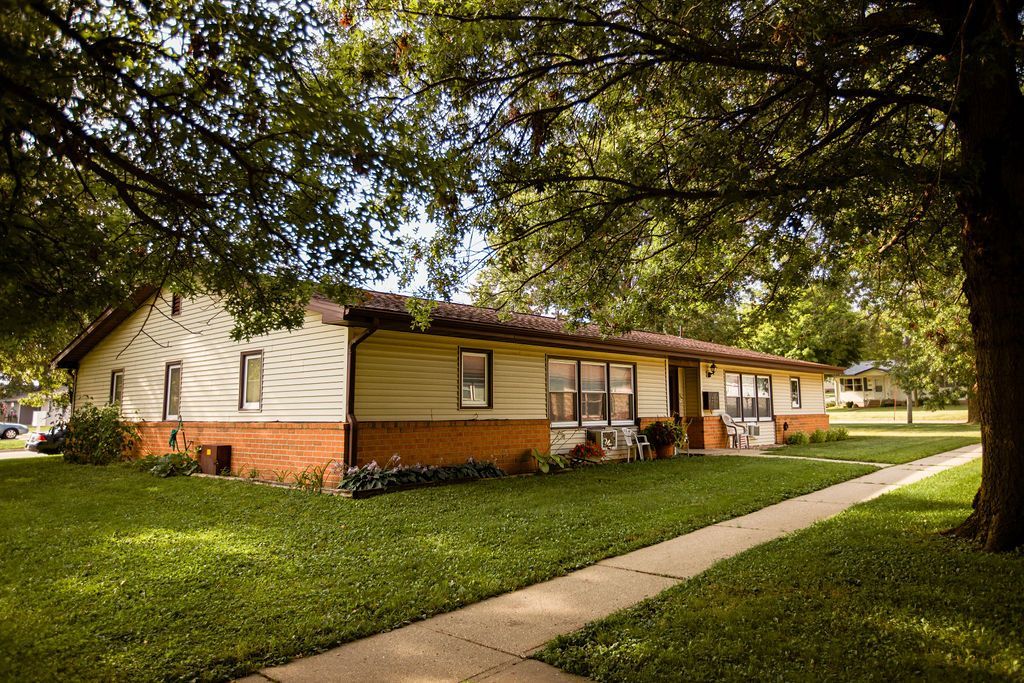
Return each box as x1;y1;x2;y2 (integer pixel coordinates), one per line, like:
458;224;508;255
75;293;347;422
702;363;827;417
354;330;668;422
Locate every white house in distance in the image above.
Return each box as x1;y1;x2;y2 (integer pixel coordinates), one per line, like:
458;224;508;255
53;288;841;481
837;361;907;407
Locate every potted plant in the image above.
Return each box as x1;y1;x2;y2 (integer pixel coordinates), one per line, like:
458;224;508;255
642;420;683;458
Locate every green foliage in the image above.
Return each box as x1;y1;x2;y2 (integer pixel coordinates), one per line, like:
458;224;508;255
808;429;828;444
642;421;683;448
538;463;1022;682
136;452;200;478
62;404;137;465
291;463;332;494
531;449;570;474
826;427;849;442
338;457;506;492
786;432;810;446
1;0;436;347
0;455;869;680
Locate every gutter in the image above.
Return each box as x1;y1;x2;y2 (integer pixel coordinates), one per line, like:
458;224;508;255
343;322;379;468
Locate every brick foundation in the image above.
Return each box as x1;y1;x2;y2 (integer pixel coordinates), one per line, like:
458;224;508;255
774;414;831;444
134;421;346;484
355;419;550;474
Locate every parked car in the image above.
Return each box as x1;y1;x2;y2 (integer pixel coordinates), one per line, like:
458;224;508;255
1;423;28;440
25;427;67;454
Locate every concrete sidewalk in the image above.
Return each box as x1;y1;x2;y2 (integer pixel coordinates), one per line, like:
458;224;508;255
244;444;982;683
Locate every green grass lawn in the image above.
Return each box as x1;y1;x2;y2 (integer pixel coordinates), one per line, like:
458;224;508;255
0;455;872;681
829;404;970;424
0;439;26;450
777;423;981;464
538;460;1024;682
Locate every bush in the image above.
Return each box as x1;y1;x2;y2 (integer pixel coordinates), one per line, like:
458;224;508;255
642;420;683;448
786;432;810;445
63;404;138;465
809;429;828;443
338;456;505;492
136;451;200;477
829;427;850;441
845;401;855;409
569;440;605;463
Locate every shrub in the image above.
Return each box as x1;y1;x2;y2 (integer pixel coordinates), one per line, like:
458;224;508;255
829;427;850;441
569;440;605;463
642;420;683;448
338;456;505;492
136;451;200;477
845;401;855;409
63;404;138;465
786;432;810;445
531;449;569;474
809;429;828;443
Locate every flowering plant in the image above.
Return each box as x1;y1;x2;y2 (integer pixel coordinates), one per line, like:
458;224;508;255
569;440;605;462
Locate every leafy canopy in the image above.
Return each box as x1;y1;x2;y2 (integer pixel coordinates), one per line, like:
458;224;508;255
1;0;436;380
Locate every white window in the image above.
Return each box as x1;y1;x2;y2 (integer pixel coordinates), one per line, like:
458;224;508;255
109;370;124;405
164;362;182;420
240;352;263;410
548;359;578;426
580;362;608;425
609;364;635;424
459;349;491;408
790;377;802;409
725;372;742;419
726;371;773;421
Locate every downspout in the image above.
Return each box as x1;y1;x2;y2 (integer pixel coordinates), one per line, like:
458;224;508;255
344;323;378;468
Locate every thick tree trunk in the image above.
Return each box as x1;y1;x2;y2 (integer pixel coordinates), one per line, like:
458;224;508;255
945;1;1024;551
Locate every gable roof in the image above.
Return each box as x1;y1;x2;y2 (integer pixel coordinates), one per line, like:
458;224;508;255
843;360;893;376
335;291;843;373
54;287;843;373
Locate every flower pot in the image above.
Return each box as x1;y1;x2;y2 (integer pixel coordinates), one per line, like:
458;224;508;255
655;443;675;459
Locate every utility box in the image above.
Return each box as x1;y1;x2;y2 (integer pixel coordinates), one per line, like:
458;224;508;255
198;444;232;475
702;391;720;411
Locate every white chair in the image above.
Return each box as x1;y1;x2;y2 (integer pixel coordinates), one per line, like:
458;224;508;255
620;427;652;462
719;413;750;449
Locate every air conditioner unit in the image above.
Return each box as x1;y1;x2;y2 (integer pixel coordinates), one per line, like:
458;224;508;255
586;429;618;450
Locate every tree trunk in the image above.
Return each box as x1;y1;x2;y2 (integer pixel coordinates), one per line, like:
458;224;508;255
967;384;980;424
944;1;1024;551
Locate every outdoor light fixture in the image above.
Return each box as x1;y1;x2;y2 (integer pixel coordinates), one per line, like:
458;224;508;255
706;362;717;378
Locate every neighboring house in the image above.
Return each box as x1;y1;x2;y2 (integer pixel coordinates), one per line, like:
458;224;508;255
0;390;68;426
837;361;907;407
53;289;840;480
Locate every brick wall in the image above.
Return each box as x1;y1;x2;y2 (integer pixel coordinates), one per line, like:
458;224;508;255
134;421;346;484
774;414;830;444
355;419;550;474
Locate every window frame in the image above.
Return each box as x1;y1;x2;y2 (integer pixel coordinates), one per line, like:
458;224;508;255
239;350;264;411
547;357;580;428
109;369;124;405
546;357;638;428
458;348;493;410
579;360;610;427
608;363;637;426
790;377;802;409
163;361;183;421
724;370;774;422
